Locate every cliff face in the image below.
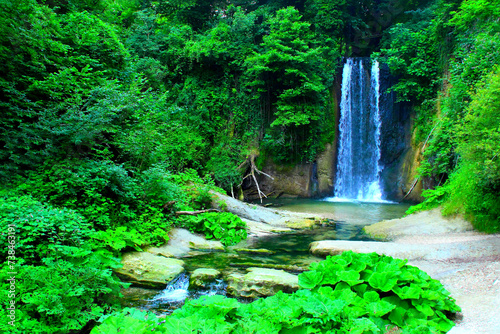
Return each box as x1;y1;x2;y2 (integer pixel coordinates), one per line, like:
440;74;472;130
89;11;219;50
378;63;422;202
243;143;336;200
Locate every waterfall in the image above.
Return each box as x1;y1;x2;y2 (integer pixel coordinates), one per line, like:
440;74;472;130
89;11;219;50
333;58;384;202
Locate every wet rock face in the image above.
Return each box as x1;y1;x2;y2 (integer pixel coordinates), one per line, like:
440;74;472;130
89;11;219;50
226;268;299;298
378;64;415;201
189;268;221;289
114;252;185;289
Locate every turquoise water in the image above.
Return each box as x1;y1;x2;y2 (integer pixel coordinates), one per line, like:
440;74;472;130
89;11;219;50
267;198;410;225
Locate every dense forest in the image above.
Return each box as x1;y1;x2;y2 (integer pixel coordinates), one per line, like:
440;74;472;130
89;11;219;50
0;0;499;333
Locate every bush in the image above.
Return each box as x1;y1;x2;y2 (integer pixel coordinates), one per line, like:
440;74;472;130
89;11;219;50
91;251;460;333
0;192;93;265
178;212;247;246
0;247;126;334
19;159;139;229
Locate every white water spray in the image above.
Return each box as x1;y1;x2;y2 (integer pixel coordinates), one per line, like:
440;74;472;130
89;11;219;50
331;58;384;202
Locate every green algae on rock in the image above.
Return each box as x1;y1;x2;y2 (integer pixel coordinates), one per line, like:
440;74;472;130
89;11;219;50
114;252;185;289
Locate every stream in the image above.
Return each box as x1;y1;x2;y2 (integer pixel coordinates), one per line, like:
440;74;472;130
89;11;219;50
118;199;410;314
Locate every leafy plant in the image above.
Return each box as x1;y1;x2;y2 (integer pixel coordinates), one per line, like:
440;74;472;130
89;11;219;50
298;251;460;332
178;212;247;246
0;246;126;334
90;226;145;253
0;192;94;265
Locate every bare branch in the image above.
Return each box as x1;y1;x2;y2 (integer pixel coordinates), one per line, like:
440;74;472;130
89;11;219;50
175;209;221;216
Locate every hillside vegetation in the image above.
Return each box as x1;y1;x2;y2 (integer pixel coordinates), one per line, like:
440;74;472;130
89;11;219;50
0;0;499;333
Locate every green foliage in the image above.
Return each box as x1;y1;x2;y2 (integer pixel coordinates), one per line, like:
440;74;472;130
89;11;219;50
0;192;127;334
91;252;459;334
0;247;126;334
206;142;244;192
405;187;447;215
298;251;459;332
0;192;93;265
91;308;163;334
178;212;247;246
375;7;439;103
90;227;145;253
19;159;138;228
116;98;208;172
435;67;500;232
406;0;500;232
246;7;327;128
13;160;183;245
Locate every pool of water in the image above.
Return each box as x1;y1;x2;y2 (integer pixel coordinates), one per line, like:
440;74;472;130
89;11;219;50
261;197;410;225
119;198;411;313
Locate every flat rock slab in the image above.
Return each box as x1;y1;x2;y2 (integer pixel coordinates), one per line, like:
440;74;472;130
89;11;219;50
226;268;299;298
310;240;423;260
146;228;224;258
241;218;294;237
114;252;185;289
363;208;473;241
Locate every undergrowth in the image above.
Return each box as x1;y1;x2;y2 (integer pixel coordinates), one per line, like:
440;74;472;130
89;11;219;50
91;251;460;334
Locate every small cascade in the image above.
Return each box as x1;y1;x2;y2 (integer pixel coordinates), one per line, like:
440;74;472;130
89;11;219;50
148;272;227;309
191;278;227;299
150;273;190;304
333;58;384;202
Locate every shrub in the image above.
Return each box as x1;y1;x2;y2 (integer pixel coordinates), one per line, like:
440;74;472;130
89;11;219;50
0;192;93;265
0;246;126;334
178;212;247;246
19;159;139;229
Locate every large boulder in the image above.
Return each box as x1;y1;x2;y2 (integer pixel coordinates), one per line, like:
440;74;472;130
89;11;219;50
114;252;185;289
189;268;221;289
226;268;299;298
362;208;473;241
146;228;224;258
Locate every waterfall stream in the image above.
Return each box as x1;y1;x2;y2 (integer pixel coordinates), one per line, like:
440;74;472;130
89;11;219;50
332;58;384;202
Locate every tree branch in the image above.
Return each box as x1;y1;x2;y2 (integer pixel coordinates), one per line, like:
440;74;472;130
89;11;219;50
175;209;221;216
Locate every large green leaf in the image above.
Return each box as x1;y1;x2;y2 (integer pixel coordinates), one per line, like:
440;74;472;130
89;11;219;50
298;270;324;289
393;285;421;300
365;300;397;317
368;272;398;292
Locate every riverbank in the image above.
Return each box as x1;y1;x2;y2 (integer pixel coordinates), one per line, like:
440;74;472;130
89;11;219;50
314;208;500;333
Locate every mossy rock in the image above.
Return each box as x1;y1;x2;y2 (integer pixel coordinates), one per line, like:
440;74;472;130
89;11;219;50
285;219;318;229
226;268;299;298
232;248;276;255
229;262;308;272
114;252;185;289
189;268;221;289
